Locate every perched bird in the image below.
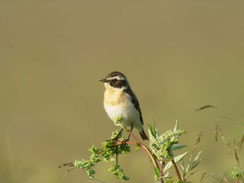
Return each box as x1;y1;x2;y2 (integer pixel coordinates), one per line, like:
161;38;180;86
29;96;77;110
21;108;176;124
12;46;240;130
100;71;148;140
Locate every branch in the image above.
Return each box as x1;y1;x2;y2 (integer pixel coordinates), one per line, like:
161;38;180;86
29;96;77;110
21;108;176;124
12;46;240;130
115;139;160;170
60;132;160;181
128;131;143;144
128;131;160;170
159;160;164;183
172;159;182;181
58;162;74;168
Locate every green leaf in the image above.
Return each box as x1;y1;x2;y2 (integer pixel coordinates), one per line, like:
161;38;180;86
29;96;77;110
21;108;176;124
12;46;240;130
180;164;186;177
154;167;160;179
186;151;202;172
135;142;140;151
232;168;244;179
149;122;186;160
148;124;157;139
163;152;188;173
174;152;188;163
114;115;124;125
193;151;202;162
108;165;129;180
74;160;84;169
173;120;178;132
89;145;100;154
163;161;173;172
86;168;96;179
171;144;187;151
74;159;94;169
111;130;122;139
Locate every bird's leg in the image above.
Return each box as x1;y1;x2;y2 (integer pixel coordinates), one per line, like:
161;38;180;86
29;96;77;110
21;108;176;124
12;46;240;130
111;128;124;140
122;126;134;143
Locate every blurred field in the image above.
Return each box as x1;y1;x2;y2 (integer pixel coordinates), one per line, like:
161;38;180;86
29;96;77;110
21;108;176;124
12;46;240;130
0;0;244;182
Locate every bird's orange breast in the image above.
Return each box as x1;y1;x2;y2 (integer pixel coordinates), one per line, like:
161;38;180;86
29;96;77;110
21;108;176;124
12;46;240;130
104;86;128;106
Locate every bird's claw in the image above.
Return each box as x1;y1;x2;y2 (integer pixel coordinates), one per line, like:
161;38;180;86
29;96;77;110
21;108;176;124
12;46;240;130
121;139;129;144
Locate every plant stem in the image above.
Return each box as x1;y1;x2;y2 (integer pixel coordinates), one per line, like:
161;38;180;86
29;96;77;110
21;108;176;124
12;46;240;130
128;131;143;144
142;145;160;170
159;160;164;183
58;162;74;168
127;131;160;170
116;140;160;170
172;159;182;181
115;145;119;166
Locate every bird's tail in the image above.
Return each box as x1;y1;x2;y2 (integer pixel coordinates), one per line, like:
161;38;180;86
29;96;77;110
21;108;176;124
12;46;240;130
139;129;149;140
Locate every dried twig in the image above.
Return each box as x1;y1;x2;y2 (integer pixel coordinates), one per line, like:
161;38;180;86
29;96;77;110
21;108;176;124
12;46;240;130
191;131;203;156
58;162;74;168
195;105;217;111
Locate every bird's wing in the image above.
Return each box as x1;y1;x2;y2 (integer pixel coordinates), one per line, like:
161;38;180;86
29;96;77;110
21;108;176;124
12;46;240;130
123;87;144;125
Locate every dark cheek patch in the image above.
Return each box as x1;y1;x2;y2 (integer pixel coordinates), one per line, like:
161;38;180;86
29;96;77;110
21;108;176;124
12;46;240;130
112;80;126;88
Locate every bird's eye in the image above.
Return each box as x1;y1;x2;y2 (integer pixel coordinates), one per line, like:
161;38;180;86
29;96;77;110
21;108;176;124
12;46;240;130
112;79;117;83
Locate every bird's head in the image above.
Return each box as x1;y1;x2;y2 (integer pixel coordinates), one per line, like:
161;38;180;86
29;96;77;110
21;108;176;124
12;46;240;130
100;71;129;90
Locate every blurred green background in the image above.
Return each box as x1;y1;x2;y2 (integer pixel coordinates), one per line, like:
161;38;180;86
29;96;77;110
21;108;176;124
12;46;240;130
0;0;244;182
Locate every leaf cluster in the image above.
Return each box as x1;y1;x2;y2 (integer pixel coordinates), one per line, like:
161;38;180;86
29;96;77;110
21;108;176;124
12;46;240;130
74;145;101;179
73;130;130;180
179;151;202;180
148;121;202;183
63;122;202;183
232;168;244;180
148;121;186;160
108;165;129;180
102;136;130;161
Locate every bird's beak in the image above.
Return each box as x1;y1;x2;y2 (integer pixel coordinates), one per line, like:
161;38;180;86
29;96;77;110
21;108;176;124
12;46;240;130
99;79;108;83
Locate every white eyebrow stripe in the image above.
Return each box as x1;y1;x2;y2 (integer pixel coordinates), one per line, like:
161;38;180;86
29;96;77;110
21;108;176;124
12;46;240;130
107;76;126;80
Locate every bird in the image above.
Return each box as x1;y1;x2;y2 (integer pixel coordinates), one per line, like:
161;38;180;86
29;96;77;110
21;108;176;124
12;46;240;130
100;71;148;140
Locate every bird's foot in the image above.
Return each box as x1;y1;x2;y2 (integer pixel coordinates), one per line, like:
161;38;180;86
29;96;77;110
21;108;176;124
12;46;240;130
121;138;129;144
106;136;119;142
